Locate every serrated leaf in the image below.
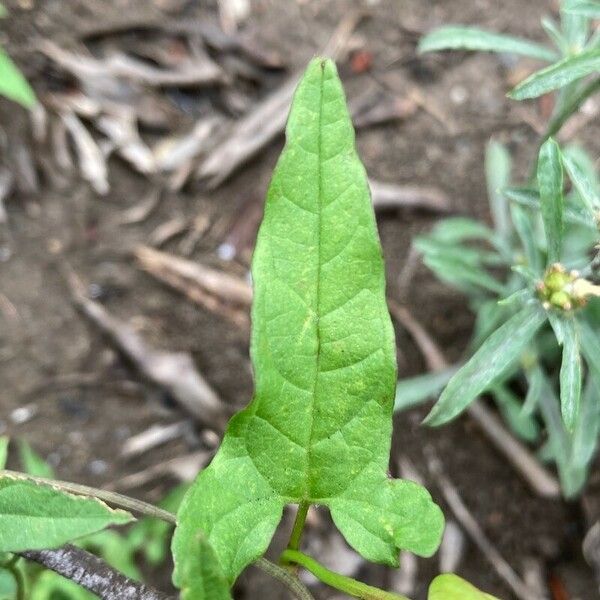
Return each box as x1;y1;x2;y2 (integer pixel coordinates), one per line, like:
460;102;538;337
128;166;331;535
172;58;444;593
425;304;547;426
18;441;55;479
0;49;36;108
394;368;457;412
537;139;564;264
418;26;557;61
0;438;8;470
563;0;600;18
428;573;500;600
486;140;512;239
0;476;133;552
510;49;600;99
558;317;582;431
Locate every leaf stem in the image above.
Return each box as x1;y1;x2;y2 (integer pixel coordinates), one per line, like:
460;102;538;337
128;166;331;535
0;470;176;524
255;558;315;600
288;501;310;550
280;549;410;600
5;560;26;600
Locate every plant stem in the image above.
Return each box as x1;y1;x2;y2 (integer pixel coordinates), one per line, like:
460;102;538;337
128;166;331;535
0;470;176;524
5;560;26;600
280;550;410;600
255;558;316;600
288;501;310;550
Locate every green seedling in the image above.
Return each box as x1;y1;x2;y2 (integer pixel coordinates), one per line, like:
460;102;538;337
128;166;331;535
0;57;505;600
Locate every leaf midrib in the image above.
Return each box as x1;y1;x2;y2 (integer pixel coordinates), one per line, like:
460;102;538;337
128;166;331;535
304;61;326;500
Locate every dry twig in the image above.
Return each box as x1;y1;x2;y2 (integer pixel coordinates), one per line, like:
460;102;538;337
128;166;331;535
64;266;227;429
426;448;540;600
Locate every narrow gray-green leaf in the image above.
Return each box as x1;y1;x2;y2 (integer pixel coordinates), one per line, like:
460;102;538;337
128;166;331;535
486;140;512;238
510;203;543;274
0;49;36;108
559;318;582;430
505;185;595;228
541;17;571;55
510;48;600;99
394;368;457;412
425;304;547;426
0;476;133;552
429;217;495;244
563;0;600;18
571;376;600;469
418;26;557;61
0;438;8;470
537;138;564;264
562;149;600;215
173;58;444;594
179;532;232;600
522;366;544;416
492;385;540;442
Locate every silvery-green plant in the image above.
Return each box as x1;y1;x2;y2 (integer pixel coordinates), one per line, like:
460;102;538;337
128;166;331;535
397;0;600;497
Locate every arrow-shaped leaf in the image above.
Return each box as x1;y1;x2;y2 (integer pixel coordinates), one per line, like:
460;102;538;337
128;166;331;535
172;58;444;593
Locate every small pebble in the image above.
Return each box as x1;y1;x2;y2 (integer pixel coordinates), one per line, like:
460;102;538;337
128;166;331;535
10;404;38;424
88;459;108;476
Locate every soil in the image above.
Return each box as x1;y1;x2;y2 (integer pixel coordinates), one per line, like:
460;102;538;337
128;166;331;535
1;0;599;599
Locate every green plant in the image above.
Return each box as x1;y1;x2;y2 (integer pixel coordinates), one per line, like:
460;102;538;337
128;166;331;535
0;4;36;108
397;0;600;497
0;57;504;600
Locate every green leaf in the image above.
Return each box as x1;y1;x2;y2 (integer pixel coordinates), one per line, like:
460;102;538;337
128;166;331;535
505;186;595;228
486;140;512;239
0;49;36;109
418;26;557;61
429;217;496;244
172;58;444;593
394;368;457;412
0;4;6;18
0;475;133;552
557;317;582;430
542;17;571;55
562;147;600;215
492;385;540;442
0;438;8;470
537;139;564;264
428;573;500;600
563;0;600;18
425;304;547;426
510;48;600;99
571;376;600;469
178;533;232;600
522;365;544;416
18;441;55;479
561;6;590;49
510;203;543;274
